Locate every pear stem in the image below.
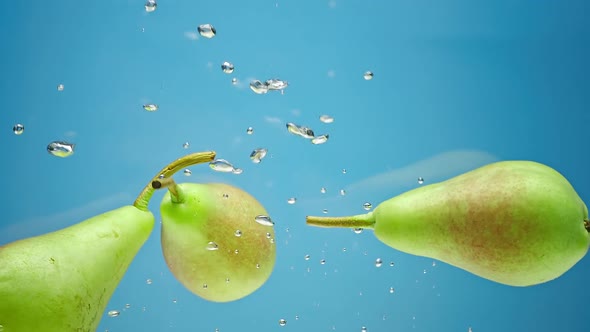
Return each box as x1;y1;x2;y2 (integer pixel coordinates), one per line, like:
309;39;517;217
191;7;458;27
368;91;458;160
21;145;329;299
306;213;376;229
133;151;216;211
151;177;184;204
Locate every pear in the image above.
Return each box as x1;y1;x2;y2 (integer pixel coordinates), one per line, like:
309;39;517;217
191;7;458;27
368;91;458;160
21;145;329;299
0;151;216;331
307;161;589;287
0;206;154;332
158;181;276;302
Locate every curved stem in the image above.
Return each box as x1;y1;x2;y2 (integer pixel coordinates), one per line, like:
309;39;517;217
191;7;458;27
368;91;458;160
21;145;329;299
306;213;376;229
133;151;216;211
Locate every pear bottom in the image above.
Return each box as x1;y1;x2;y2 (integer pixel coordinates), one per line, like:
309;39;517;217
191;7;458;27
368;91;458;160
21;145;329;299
0;205;154;332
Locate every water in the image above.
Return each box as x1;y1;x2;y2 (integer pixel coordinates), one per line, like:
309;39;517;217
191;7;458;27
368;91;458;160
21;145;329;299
2;2;589;332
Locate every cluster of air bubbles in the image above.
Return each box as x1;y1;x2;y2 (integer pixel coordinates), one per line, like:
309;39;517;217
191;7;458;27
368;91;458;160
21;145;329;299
210;159;242;174
47;141;75;158
250;148;268;163
143;104;158;112
198;24;216;38
286;122;330;145
249;79;289;94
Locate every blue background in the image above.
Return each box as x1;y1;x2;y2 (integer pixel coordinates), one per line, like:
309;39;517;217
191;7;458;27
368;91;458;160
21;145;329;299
2;0;589;331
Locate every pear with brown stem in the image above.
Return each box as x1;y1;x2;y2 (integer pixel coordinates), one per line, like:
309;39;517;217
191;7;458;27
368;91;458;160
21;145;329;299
307;160;589;286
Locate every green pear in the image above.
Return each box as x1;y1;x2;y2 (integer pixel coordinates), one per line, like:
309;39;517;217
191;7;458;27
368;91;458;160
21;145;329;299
307;160;589;287
158;181;276;302
0;151;216;331
0;205;154;332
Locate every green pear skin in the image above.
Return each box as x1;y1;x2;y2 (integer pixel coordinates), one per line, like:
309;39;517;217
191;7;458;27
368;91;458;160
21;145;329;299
0;205;154;331
308;161;589;287
160;183;276;302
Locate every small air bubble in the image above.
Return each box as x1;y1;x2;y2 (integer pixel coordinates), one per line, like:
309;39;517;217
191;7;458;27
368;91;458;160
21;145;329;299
146;279;152;285
183;169;192;176
304;254;311;261
108;310;120;317
144;0;157;12
13;124;24;135
353;228;363;234
375;258;383;267
198;24;216;38
339;189;346;196
363;202;372;210
418;177;424;185
57;83;64;91
319;115;334;123
389;287;395;294
322;209;328;214
279;319;287;327
255;215;274;226
234;230;242;237
206;242;219;251
363;71;374;80
287;197;297;204
221;61;234;74
320;187;327;194
143;104;158;112
203;283;208;289
361;327;368;332
182;142;190;149
320;259;326;265
246;126;254;135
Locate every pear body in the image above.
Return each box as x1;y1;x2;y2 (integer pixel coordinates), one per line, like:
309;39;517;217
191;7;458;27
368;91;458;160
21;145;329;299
0;205;154;332
372;160;589;286
160;183;276;302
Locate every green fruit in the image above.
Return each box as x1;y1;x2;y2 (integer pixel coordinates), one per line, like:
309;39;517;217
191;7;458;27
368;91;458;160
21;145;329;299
0;151;217;332
307;161;589;287
0;205;154;332
159;182;276;302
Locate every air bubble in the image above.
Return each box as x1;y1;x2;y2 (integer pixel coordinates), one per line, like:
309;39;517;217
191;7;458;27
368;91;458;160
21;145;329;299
13;124;24;135
108;310;120;317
